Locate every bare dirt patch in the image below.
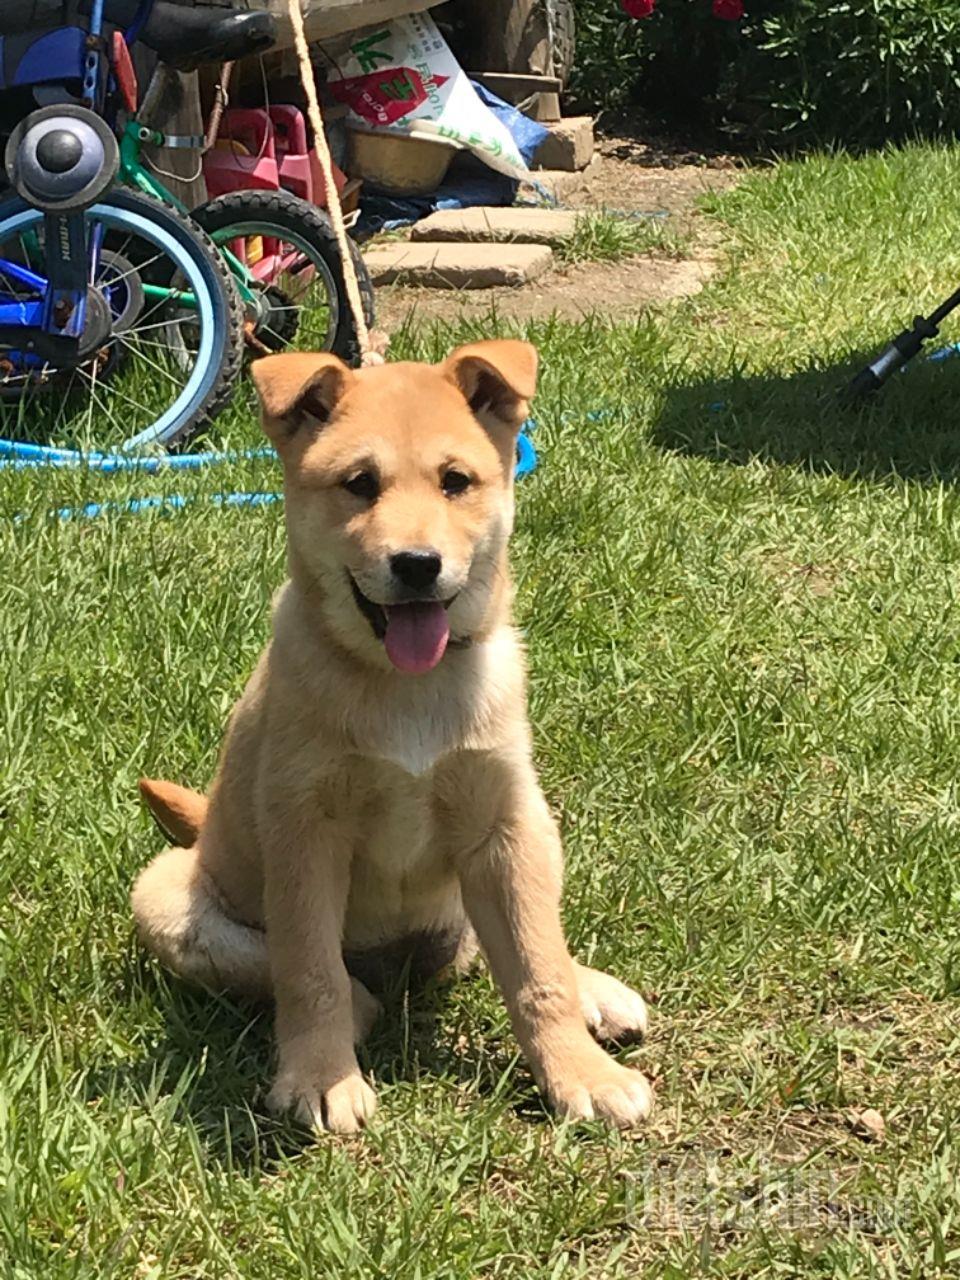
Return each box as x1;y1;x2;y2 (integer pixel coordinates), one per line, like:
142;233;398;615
373;138;740;331
376;251;719;327
573;134;740;224
760;552;848;600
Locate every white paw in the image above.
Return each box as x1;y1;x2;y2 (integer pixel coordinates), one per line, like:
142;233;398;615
577;965;649;1044
546;1043;654;1128
267;1067;377;1135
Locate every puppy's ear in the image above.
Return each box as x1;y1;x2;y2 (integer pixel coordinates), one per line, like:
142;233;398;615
443;339;538;435
250;352;353;448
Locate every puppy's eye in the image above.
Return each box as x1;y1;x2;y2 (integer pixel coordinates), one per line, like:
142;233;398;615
441;469;471;497
342;471;379;500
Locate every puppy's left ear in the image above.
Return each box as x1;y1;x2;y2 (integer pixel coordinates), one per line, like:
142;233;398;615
443;339;538;434
250;351;353;450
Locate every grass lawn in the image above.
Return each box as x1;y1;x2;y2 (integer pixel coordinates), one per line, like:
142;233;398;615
5;142;960;1277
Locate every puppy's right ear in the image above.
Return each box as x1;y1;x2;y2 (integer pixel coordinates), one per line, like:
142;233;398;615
250;352;353;449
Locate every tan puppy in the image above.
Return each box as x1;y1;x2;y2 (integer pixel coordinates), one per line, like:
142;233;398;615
132;341;652;1134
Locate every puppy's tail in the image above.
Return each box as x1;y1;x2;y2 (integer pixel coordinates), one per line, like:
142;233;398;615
139;778;208;846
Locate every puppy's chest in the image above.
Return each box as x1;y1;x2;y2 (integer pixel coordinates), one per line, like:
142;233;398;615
355;771;440;875
358;663;503;778
344;771;455;950
369;708;462;778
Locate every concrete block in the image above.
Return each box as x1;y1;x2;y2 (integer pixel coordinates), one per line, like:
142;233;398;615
411;207;579;247
518;154;600;202
533;115;595;172
363;241;554;289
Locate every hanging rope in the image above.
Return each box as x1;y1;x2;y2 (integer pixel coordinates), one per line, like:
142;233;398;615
204;61;234;152
285;0;385;367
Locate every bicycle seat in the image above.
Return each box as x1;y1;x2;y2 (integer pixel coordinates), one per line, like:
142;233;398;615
94;1;278;72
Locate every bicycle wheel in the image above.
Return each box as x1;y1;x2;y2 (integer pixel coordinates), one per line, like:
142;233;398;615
0;187;243;451
191;188;375;367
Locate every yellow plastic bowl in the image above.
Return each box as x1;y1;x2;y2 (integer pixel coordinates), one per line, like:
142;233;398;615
346;126;458;196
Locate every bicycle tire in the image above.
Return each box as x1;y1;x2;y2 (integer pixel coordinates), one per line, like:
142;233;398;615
191;187;375;368
0;186;244;450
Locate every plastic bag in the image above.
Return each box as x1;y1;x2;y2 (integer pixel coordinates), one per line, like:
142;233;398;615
327;13;529;179
470;80;550;168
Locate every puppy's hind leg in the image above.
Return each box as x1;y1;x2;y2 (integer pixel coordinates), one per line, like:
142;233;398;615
453;922;481;974
131;848;382;1041
131;846;271;1000
349;977;382;1044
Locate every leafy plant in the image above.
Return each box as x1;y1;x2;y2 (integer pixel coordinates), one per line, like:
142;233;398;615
569;0;960;147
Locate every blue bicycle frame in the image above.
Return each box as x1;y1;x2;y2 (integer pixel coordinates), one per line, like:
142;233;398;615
0;0;139;363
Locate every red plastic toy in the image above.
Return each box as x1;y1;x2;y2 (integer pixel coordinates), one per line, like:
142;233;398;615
269;105;347;208
202;107;279;198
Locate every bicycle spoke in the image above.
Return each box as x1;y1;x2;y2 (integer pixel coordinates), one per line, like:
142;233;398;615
118;333;188;353
121;315;197;339
127;296;174;333
116;335;187;387
83;355;98;435
75;365;133;439
99;249;166;289
84;371;156;422
109;230;135;267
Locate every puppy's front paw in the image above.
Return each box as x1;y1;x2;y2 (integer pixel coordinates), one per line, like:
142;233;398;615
268;1065;377;1135
544;1041;653;1129
576;964;649;1044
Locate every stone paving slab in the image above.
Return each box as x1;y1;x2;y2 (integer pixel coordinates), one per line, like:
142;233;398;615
518;155;601;203
363;241;554;289
410;207;579;247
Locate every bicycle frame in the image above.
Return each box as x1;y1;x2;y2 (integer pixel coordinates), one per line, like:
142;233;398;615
0;2;312;363
0;0;110;361
0;0;180;360
119;98;321;317
119;115;256;312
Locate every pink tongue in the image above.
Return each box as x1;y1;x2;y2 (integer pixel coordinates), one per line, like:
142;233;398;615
384;602;450;674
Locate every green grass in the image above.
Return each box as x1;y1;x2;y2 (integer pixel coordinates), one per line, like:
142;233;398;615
556;209;683;266
364;209;680;273
4;141;960;1276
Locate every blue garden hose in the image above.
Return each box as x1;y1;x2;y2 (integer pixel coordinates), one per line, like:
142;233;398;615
16;331;955;517
3;420;539;520
47;491;282;522
0;440;276;472
515;423;537;477
13;331;954;520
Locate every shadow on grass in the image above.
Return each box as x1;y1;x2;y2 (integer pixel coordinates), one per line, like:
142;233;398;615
651;346;960;482
86;958;530;1174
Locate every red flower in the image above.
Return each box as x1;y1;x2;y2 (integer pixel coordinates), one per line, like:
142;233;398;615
712;0;744;18
621;0;655;17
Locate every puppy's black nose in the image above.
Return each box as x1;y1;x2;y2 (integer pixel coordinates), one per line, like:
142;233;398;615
390;550;442;592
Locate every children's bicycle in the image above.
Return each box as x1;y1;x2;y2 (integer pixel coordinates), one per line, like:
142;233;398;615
0;0;373;451
120;91;374;366
102;0;373;366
